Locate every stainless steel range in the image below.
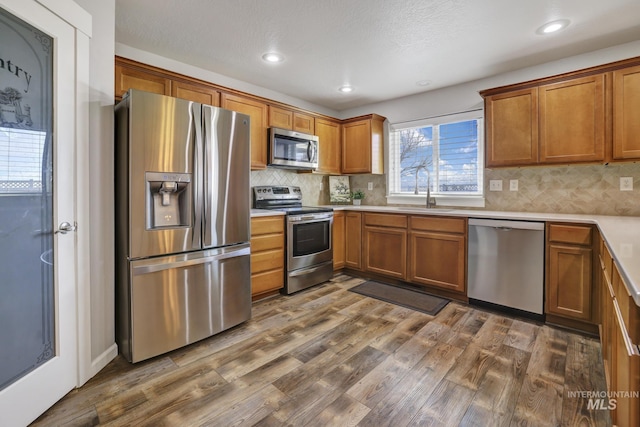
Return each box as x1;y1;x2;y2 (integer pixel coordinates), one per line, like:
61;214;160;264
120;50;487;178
253;186;333;294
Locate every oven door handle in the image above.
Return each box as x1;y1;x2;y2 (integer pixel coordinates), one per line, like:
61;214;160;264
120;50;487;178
289;216;332;224
288;263;331;277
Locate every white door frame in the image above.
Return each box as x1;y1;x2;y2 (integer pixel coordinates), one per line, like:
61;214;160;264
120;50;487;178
0;1;91;426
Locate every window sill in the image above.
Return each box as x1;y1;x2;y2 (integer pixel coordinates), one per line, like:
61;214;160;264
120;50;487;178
386;194;485;209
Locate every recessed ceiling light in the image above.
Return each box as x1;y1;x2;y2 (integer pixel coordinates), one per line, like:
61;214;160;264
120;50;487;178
262;52;284;63
416;80;431;87
536;19;570;35
338;85;353;93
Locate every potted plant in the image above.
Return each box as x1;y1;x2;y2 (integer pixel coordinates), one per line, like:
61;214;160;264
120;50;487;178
351;189;365;206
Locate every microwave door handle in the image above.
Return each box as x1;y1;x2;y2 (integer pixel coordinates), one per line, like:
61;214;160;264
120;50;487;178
307;141;313;162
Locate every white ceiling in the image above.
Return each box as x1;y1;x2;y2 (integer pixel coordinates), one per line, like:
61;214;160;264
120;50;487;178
115;0;640;111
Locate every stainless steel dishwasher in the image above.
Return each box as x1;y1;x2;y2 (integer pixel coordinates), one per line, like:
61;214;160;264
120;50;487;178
467;218;545;319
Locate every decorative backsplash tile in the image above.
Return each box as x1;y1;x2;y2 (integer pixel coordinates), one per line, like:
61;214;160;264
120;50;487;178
252;162;640;216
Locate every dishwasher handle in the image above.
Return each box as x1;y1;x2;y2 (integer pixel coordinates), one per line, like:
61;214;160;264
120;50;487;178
468;218;545;231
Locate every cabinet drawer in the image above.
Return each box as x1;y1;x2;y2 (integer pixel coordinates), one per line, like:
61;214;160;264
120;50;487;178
363;213;407;228
548;223;592;245
251;216;284;236
251;249;284;274
251;234;284;252
252;269;284;295
410;216;466;234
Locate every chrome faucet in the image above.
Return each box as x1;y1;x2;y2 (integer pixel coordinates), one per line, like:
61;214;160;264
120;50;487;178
426;177;436;208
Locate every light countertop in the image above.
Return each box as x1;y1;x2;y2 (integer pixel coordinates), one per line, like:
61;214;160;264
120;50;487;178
251;209;286;218
327;205;640;307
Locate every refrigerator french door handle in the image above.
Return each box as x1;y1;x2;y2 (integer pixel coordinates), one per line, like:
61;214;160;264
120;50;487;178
192;102;203;249
132;245;250;275
202;105;213;248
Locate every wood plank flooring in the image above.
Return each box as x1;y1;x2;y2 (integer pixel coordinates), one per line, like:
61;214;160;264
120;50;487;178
32;274;611;426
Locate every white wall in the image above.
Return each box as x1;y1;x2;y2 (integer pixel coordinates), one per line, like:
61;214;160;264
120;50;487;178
73;0;117;379
340;40;640;122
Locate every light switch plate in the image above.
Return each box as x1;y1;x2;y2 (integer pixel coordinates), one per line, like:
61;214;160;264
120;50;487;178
620;177;633;191
489;180;502;191
509;180;518;191
368;182;373;190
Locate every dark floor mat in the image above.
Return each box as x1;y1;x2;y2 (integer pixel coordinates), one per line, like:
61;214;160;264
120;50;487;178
349;280;449;316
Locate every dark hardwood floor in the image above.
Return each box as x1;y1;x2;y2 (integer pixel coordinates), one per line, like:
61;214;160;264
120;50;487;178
32;274;611;426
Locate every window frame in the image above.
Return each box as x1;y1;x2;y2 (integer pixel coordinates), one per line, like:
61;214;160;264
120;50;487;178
386;109;485;208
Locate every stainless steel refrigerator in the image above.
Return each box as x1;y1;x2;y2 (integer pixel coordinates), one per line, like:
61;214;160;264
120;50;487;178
115;89;251;363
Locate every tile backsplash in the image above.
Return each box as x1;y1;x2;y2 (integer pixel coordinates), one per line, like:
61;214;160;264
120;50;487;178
252;162;640;216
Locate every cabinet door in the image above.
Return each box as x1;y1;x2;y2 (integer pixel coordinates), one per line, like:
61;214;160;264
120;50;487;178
345;212;362;270
268;105;293;129
363;226;407;279
221;93;268;170
332;211;346;270
172;80;220;106
115;63;171;100
547;244;593;320
408;231;466;293
613;65;640;160
293;111;315;134
539;74;606;164
342;119;372;173
316;118;341;174
484;88;538;167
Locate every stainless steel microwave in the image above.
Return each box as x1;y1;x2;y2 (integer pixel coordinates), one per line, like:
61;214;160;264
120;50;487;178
268;127;319;170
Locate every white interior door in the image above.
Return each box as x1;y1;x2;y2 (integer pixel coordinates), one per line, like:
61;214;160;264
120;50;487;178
0;1;79;426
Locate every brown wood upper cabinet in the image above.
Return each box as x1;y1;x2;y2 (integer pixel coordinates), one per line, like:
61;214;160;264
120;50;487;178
613;64;640;160
539;74;605;164
268;105;315;134
484;88;539;167
408;216;467;294
221;93;268;170
484;75;605;167
342;114;385;174
115;60;171;100
546;223;595;322
482;57;640;167
171;80;220;106
315;118;341;174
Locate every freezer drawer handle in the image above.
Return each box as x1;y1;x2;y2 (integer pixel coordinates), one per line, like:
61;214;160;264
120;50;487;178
132;246;250;275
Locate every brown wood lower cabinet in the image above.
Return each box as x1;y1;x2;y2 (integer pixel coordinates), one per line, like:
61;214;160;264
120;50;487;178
250;216;284;300
408;216;466;294
332;211;345;270
363;213;407;280
344;212;362;270
599;233;640;427
546;223;595;328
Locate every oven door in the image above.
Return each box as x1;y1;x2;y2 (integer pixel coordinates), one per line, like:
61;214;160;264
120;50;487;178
287;215;333;271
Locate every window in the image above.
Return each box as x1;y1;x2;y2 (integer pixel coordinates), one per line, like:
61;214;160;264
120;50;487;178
0;127;49;194
387;110;484;207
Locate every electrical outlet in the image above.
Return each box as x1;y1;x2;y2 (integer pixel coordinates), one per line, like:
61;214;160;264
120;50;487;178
620;177;633;191
509;179;518;191
489;180;503;191
368;182;373;191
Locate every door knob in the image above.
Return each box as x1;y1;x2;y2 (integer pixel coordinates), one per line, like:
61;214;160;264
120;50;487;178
55;221;77;234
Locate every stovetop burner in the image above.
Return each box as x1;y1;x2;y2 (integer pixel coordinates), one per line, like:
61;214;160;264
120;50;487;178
253;185;332;215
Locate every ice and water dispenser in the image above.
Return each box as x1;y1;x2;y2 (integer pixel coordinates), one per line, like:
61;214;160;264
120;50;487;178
145;172;192;229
